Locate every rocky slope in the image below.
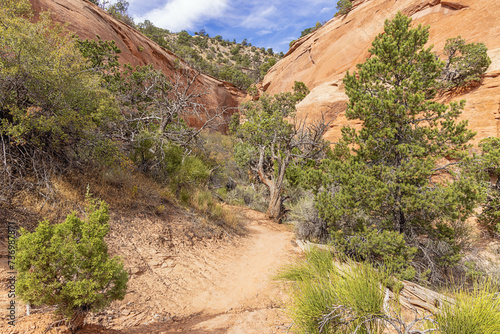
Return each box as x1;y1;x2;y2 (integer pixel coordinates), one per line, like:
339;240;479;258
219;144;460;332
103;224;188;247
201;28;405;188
262;0;500;144
30;0;247;129
0;206;298;333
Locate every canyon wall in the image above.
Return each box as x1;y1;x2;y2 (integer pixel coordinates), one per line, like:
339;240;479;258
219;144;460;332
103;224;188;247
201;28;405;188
30;0;247;129
262;0;500;144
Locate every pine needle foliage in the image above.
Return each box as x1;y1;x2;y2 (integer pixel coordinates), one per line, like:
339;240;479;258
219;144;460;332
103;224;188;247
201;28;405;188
311;12;485;282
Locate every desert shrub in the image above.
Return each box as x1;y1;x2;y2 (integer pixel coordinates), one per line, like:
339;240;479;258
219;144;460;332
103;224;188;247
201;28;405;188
217;65;253;90
441;36;491;89
179;188;190;205
193;189;214;213
300;21;323;38
331;228;417;280
292;80;310;102
259;58;277;78
226;184;269;212
130;135;184;180
335;0;352;16
478;187;500;236
478;137;500;236
177;30;191;45
167;154;210;195
287;193;329;242
190;190;239;230
179;155;211;185
15;196;128;332
137;20;170;49
228;112;240;135
435;279;500;334
278;248;385;334
0;0;121;194
216;187;228;200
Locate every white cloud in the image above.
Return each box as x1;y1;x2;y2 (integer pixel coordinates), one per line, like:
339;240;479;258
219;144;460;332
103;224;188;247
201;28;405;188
240;5;277;29
320;6;334;14
136;0;229;32
257;29;272;36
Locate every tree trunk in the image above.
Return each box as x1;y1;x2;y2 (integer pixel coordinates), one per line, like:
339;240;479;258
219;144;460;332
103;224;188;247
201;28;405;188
67;309;87;333
267;183;283;221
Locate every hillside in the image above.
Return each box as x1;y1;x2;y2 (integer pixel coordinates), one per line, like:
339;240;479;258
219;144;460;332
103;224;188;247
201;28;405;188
30;0;248;129
262;0;500;144
138;25;283;90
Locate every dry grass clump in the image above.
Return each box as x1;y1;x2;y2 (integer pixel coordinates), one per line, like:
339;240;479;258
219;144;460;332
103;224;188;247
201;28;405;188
191;189;244;233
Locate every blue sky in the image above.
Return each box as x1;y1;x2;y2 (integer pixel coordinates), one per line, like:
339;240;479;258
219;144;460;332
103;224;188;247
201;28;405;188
123;0;337;53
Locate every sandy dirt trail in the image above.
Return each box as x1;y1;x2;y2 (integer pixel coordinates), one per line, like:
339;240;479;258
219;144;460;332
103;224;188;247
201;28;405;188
159;206;300;333
188;207;298;313
0;206;301;334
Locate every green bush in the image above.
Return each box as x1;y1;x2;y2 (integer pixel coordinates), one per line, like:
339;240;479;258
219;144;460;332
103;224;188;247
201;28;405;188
478;137;500;236
332;227;417;280
179;155;211;185
177;30;192;45
441;36;491;89
179;188;191;206
0;0;120;166
335;0;352;16
15;196;128;331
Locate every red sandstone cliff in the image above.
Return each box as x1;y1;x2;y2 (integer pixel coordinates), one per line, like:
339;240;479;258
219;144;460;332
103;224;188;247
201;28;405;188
262;0;500;144
29;0;247;129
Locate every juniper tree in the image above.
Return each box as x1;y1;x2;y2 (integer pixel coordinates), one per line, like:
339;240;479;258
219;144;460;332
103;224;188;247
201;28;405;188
314;12;485;280
441;36;491;89
15;197;128;332
335;0;352;16
235;90;329;221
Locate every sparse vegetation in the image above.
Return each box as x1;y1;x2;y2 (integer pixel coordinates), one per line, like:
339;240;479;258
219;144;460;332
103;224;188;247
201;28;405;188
135;23;282;90
300;21;324;38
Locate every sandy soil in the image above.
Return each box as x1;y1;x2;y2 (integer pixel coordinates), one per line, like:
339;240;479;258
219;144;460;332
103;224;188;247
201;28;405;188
0;205;301;333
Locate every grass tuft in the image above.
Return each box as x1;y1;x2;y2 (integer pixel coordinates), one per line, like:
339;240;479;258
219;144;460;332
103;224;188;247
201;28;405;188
278;248;384;334
435;279;500;334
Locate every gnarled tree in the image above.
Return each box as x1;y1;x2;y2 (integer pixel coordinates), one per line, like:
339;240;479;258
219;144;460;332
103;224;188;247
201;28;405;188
234;92;329;221
440;36;491;89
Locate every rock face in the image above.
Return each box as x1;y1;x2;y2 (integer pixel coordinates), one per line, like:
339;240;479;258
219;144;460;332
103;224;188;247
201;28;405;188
30;0;247;129
263;0;500;144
